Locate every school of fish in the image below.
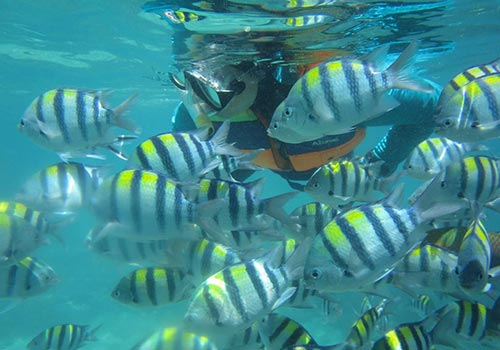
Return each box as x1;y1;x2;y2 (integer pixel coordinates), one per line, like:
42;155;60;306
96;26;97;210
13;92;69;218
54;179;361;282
4;39;500;350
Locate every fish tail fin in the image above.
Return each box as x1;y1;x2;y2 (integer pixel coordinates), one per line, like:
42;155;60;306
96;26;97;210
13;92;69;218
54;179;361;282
86;323;103;342
386;41;434;93
262;191;301;232
112;93;141;134
211;120;242;156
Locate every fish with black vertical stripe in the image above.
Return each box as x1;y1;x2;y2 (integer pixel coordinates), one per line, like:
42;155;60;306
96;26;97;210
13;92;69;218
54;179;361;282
111;267;195;307
304;185;462;292
0;256;58;299
183;238;311;339
128;120;241;182
91;169;219;238
16;161;104;215
435;73;500;142
19;88;139;160
410;155;500;212
27;323;100;350
371;321;433;350
404;136;488;180
268;41;433;144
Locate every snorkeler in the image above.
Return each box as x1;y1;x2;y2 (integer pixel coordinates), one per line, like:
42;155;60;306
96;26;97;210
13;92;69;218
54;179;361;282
170;60;440;188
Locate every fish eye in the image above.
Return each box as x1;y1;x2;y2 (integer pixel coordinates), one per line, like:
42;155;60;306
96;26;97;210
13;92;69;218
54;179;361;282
477;272;483;281
308;114;315;121
440;181;447;188
283;107;293;118
19;119;25;127
272;122;279;129
113;290;120;298
310;268;322;280
312;182;320;189
443;119;452;126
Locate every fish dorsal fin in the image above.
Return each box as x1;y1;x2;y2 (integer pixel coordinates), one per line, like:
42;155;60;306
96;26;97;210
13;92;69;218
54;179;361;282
359;44;390;71
243;178;265;198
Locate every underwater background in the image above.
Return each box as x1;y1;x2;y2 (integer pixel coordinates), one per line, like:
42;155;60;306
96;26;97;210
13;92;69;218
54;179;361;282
1;0;500;349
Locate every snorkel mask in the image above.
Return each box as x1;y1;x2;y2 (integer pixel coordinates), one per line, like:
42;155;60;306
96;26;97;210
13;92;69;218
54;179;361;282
170;63;258;119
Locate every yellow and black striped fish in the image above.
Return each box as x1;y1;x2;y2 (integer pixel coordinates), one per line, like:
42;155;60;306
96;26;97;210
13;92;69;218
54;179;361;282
344;299;389;348
19;88;139;160
404;136;487;180
260;313;317;350
457;218;491;294
268;42;432;144
0;256;58;298
111;267;195;307
440;56;500;103
184;239;311;336
431;300;488;349
304;186;460;292
16;161;103;215
129;121;241;182
412;155;500;212
436;73;500;142
27;324;100;350
92;169;216;238
371;322;433;350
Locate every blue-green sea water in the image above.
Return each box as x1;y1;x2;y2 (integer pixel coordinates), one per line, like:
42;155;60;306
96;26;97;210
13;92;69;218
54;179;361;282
1;0;500;349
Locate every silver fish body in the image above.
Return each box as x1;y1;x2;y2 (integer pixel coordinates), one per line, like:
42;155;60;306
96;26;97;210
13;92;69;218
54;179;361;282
268;42;431;143
19;88;138;159
0;256;58;298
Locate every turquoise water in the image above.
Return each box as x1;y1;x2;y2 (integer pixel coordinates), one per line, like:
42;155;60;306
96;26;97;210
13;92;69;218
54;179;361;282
1;0;500;349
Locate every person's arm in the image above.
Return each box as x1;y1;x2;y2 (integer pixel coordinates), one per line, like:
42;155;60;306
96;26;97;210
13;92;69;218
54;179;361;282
362;80;442;176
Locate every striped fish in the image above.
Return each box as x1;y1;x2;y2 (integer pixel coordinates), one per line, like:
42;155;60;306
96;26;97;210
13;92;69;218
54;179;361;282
183;239;311;337
259;313;317;350
91;169;215;238
457;219;491;294
27;324;100;350
19;88;138;160
131;327;218;350
381;244;460;296
268;41;432;143
16;161;103;215
162;238;242;284
111;267;195;307
305;160;396;208
0;201;53;235
290;202;338;238
435;73;500;142
404;136;487;180
304;186;461;292
430;300;488;350
0;256;58;298
371;322;433;350
440;57;500;104
343;299;389;348
411;155;500;212
128;121;240;182
0;212;44;266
